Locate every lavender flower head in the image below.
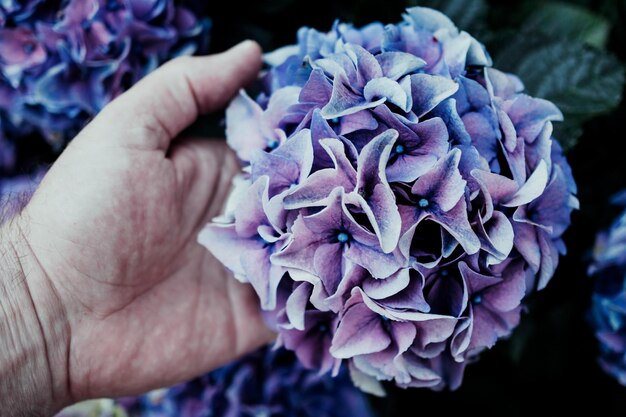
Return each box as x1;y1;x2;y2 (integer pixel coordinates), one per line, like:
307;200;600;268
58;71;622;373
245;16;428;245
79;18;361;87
199;7;578;392
589;191;626;386
0;0;209;171
118;347;374;417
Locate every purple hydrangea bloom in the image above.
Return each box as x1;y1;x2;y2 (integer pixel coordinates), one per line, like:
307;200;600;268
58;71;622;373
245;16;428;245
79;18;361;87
118;347;375;417
0;0;209;169
589;193;626;386
199;7;578;391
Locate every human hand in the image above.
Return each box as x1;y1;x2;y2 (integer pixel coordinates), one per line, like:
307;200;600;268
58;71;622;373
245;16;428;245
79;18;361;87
0;40;273;415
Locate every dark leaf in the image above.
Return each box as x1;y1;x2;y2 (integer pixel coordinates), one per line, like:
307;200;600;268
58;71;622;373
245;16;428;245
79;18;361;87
494;35;624;150
523;1;610;49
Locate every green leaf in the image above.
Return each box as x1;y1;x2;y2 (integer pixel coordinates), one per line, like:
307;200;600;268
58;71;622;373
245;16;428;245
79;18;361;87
523;1;610;49
407;0;487;32
494;37;624;150
504;41;623;116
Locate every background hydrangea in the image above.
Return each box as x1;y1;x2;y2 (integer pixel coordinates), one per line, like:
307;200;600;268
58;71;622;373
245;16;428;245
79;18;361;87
0;0;210;176
117;347;375;417
200;6;578;391
589;191;626;386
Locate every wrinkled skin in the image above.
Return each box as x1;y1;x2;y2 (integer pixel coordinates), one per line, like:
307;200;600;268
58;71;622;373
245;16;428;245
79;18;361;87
1;41;273;415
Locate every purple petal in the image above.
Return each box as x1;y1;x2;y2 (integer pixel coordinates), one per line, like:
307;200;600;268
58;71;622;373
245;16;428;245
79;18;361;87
525;122;554;175
313;242;349;295
487;68;524;99
387;152;439;183
411;148;465;212
226;90;267;161
413;317;457;354
379;270;431;312
347;43;384;83
198;224;260;280
271;215;327;275
376;51;426;80
363;77;411;112
299;68;332;104
339;110;379;135
284;139;356;209
502;160;548;207
477;210;514;265
250;129;314;197
234;177;270;238
286;282;313;330
265;86;302;129
458;262;501;294
503;95;563;143
355;129;402;253
467;307;498;349
321;72;385;119
410;74;459;117
431;197;480;255
386;116;450;183
241;246;285;310
403;6;456;32
471;169;518;204
483;262;526;311
330;301;391;358
326;265;369;312
537;230;559;290
512;221;541;272
250;150;300;196
430;97;471;144
282;310;337;372
346;238;405;279
363;268;411;299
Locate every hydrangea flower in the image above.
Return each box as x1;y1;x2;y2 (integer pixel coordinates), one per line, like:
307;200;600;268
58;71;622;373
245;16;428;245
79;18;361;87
117;347;375;417
589;191;626;386
200;7;578;391
0;0;209;172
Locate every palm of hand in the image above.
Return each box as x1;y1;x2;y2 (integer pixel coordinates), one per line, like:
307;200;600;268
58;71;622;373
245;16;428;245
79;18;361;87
18;43;272;402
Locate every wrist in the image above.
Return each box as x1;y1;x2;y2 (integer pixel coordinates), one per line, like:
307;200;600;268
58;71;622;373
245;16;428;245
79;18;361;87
0;217;71;416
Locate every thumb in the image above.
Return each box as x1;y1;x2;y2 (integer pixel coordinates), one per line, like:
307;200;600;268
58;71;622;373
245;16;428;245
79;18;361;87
80;41;262;151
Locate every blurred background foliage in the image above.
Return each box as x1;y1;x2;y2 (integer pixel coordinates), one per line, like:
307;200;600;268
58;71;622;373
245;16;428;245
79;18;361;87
202;1;626;415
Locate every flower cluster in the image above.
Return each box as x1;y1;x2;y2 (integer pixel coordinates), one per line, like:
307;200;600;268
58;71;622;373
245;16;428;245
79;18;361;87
589;191;626;386
0;0;209;173
200;7;578;391
118;347;375;417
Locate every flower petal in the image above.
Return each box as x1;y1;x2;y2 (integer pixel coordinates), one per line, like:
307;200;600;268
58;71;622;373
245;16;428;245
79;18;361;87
411;148;465;213
376;51;426;80
330;302;391;358
410;74;459;117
